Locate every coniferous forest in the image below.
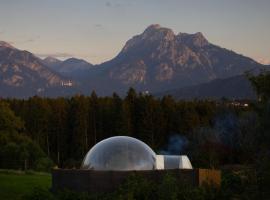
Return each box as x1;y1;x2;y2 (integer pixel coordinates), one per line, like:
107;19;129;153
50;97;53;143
1;89;221;169
1;74;270;199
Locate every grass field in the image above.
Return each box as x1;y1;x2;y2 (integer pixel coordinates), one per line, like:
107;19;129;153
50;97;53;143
0;170;51;200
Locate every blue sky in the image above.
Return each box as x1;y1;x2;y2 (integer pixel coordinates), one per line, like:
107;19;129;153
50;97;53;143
0;0;269;64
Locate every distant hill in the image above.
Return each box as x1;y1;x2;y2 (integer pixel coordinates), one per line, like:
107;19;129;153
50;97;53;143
43;57;94;79
42;56;62;69
157;75;257;100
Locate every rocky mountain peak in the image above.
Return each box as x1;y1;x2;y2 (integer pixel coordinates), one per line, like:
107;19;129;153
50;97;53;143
141;24;175;41
42;56;62;69
99;24;265;95
122;24;176;53
63;57;92;65
145;24;162;30
43;56;61;63
0;41;15;49
192;32;209;46
122;25;211;55
177;32;209;47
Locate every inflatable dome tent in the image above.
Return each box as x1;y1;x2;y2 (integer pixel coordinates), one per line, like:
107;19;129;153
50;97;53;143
81;136;192;171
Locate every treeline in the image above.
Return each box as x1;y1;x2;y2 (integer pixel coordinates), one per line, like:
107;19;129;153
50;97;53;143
2;88;232;168
0;87;261;171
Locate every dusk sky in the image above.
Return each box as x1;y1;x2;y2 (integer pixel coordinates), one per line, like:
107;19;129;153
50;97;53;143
0;0;269;64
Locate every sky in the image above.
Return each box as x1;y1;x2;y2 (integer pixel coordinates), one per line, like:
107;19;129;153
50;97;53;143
0;0;269;64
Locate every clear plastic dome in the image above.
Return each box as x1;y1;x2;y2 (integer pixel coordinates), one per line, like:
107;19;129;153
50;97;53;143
81;136;156;171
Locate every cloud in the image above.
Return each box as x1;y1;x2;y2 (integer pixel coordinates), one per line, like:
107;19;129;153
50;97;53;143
36;53;74;59
25;35;40;43
25;39;35;43
94;24;103;29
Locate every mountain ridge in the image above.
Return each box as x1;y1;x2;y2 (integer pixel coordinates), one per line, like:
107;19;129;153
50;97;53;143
0;25;269;98
86;24;265;95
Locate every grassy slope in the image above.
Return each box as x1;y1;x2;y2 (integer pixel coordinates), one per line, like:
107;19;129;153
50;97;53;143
0;170;51;200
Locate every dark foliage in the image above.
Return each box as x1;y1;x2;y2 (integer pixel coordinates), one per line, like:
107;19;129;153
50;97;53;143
2;90;226;168
0;102;52;171
23;174;224;200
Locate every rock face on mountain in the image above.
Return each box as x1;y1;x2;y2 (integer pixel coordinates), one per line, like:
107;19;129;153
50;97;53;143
94;24;263;94
0;42;72;98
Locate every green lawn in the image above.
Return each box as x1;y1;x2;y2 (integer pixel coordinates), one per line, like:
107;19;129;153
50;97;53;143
0;170;51;200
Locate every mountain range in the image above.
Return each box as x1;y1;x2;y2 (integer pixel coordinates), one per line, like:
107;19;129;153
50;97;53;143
0;24;268;98
0;41;79;98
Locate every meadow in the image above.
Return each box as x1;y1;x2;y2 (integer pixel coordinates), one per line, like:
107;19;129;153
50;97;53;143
0;170;51;200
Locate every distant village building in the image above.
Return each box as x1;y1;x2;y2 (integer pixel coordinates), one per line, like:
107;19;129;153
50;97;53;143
61;80;73;87
142;90;150;95
230;101;249;108
37;88;45;93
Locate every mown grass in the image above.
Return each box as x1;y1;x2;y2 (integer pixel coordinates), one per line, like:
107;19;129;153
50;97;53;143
0;169;51;200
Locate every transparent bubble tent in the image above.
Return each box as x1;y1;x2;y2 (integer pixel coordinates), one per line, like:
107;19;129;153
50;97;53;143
81;136;192;171
81;136;156;171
